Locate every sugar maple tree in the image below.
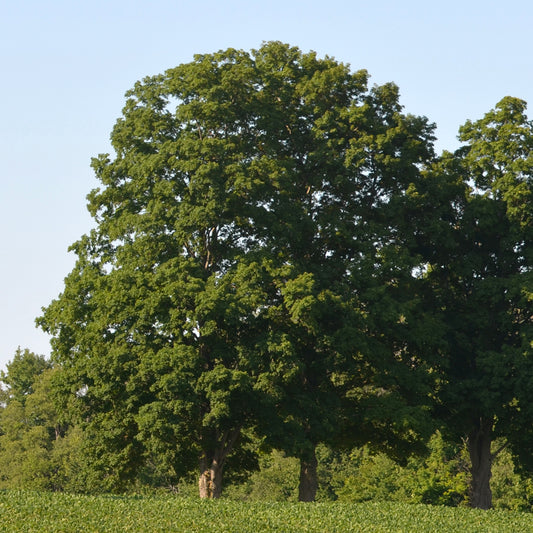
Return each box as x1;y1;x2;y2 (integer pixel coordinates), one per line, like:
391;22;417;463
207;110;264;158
39;42;439;499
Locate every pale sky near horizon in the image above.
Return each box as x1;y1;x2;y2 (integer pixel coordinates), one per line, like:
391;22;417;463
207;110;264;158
1;0;532;370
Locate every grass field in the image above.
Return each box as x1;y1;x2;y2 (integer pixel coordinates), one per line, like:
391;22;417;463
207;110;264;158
1;490;532;532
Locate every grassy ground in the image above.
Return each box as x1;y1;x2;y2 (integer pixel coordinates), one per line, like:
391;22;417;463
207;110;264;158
1;490;532;532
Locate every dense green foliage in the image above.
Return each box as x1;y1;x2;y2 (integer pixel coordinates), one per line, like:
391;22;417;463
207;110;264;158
1;42;532;507
36;41;440;499
1;490;533;532
418;97;533;508
1;352;533;511
223;438;533;511
0;351;84;492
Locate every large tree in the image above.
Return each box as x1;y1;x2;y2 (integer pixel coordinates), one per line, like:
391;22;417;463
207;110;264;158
39;42;436;498
252;77;439;500
419;97;533;509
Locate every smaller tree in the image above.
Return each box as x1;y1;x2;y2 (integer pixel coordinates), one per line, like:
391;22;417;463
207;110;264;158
1;348;51;405
0;350;83;491
418;97;533;509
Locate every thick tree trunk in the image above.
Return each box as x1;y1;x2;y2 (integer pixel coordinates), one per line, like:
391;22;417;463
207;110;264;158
197;428;240;499
198;456;224;499
298;447;318;502
198;457;210;499
467;417;493;509
209;458;224;498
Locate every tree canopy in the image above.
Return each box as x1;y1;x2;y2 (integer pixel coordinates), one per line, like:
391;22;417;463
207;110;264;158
36;42;533;506
38;42;440;499
420;97;533;509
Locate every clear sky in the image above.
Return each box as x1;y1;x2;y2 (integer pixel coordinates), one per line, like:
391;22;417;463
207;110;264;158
1;0;532;370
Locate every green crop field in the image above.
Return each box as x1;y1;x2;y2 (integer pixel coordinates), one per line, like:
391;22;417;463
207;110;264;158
1;491;532;532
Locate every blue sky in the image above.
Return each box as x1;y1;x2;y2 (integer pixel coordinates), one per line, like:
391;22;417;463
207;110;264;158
1;0;532;369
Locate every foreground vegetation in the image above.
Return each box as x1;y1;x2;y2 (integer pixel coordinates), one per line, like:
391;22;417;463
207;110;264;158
1;490;532;533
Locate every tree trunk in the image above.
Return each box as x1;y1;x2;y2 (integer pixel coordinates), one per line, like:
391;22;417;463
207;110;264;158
209;458;224;499
198;456;210;499
467;417;493;509
197;428;240;499
198;454;225;499
298;447;318;502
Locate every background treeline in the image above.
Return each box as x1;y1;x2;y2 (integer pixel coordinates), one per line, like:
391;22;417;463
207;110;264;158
1;348;533;510
5;42;533;509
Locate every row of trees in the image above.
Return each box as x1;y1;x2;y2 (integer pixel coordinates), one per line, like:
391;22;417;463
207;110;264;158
7;42;531;508
1;348;533;510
